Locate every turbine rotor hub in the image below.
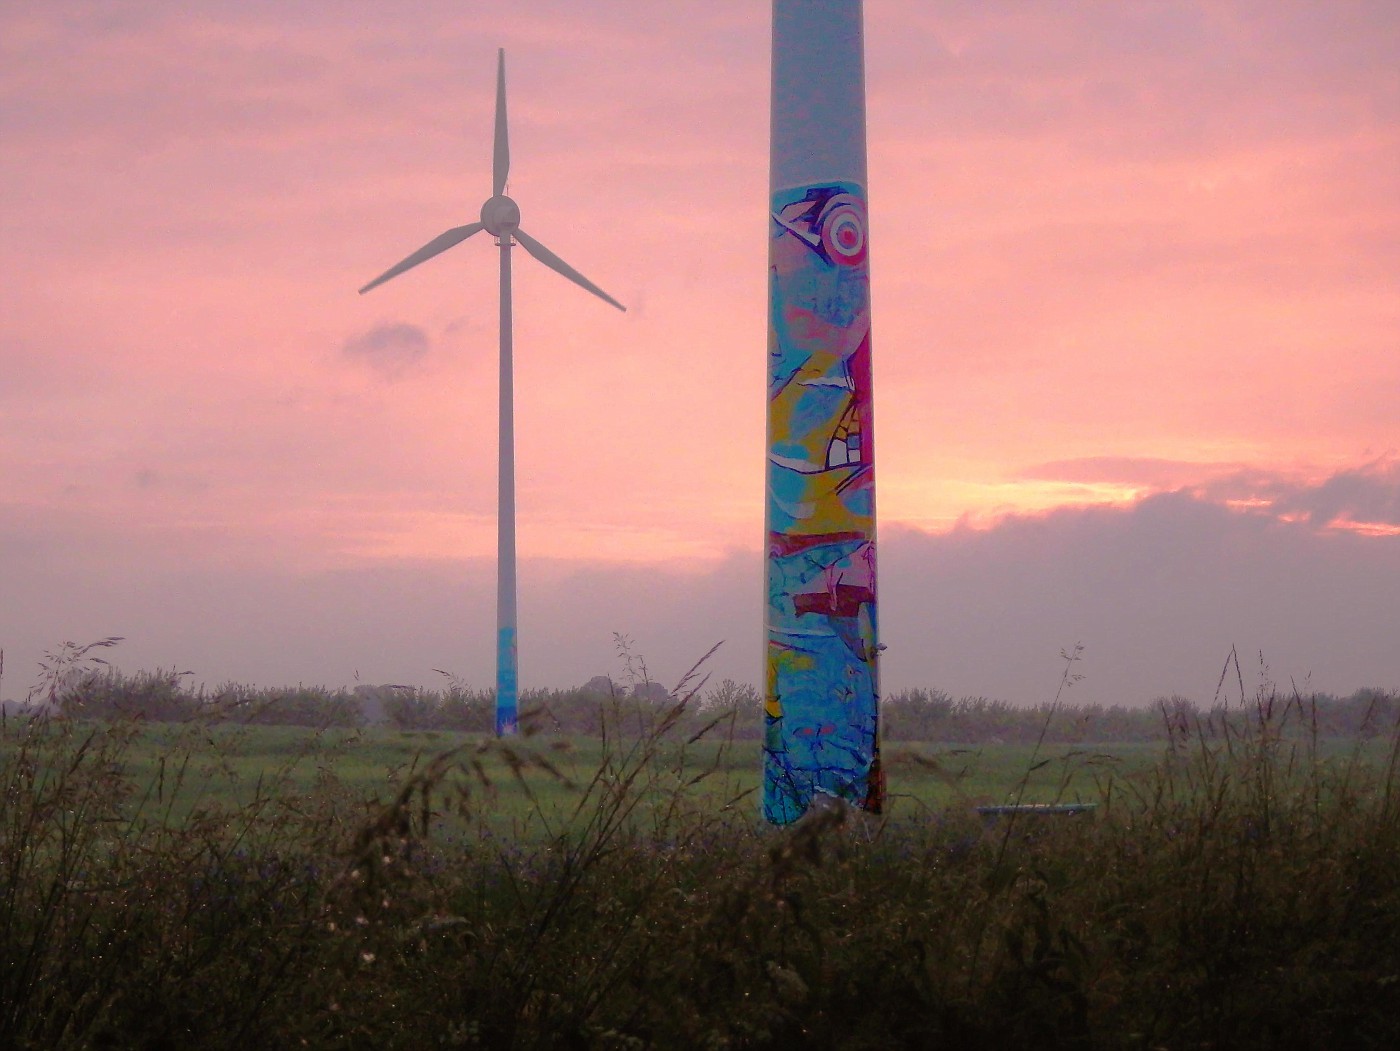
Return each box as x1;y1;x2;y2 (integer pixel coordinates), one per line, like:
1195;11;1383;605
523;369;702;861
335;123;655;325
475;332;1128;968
481;195;521;237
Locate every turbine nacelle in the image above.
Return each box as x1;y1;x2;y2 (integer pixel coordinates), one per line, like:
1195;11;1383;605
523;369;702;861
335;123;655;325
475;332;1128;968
480;194;521;237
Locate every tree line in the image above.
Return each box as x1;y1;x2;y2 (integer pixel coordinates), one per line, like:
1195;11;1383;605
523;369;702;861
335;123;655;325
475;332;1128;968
20;667;1400;744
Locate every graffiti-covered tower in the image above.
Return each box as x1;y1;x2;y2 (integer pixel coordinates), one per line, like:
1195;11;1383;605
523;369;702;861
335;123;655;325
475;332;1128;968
764;0;882;823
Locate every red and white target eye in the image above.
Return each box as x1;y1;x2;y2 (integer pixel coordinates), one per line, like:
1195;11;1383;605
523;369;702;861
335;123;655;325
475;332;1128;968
818;195;867;266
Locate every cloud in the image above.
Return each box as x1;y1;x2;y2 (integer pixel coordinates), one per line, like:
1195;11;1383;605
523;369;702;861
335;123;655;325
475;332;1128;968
1017;456;1245;490
1014;457;1400;537
341;322;430;380
1278;459;1400;530
1192;456;1400;533
4;464;1398;708
879;487;1400;707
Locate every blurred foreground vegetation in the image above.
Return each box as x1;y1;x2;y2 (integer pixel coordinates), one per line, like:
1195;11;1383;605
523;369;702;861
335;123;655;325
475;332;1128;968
4;663;1400;1048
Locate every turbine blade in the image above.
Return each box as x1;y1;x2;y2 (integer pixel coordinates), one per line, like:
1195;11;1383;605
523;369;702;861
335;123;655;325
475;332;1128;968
514;228;626;312
358;223;485;294
493;48;510;197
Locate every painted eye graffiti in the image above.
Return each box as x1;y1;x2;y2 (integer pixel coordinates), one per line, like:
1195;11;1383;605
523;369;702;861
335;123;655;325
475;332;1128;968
772;190;869;268
817;194;867;267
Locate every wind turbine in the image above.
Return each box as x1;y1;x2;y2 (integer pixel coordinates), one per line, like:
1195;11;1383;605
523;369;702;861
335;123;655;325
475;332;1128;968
359;49;625;736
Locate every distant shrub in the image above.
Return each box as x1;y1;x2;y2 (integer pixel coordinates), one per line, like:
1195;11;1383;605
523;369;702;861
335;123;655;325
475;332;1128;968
211;683;362;727
57;668;200;722
29;651;1400;745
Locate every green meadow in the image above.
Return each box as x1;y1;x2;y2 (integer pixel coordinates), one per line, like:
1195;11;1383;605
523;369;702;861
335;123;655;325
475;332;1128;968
95;722;1164;829
97;719;1396;831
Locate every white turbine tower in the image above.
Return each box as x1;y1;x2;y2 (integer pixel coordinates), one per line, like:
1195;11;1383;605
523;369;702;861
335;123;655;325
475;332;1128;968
359;49;625;736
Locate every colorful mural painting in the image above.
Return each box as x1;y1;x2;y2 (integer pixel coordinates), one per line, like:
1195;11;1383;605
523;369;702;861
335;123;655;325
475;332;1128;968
764;0;881;824
764;179;882;824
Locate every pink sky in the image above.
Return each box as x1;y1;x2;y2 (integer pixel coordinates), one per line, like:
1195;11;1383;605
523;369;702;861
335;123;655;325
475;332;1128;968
3;1;1397;706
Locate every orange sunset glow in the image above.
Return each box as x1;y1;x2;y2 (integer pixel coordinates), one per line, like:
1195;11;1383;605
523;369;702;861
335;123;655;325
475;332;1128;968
3;1;1397;707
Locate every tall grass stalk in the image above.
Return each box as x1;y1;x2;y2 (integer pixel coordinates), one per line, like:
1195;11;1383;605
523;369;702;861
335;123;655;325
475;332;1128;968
3;656;1400;1047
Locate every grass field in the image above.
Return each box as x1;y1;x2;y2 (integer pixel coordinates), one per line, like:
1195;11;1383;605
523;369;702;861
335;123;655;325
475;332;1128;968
100;719;1396;827
94;722;1166;829
6;699;1400;1048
